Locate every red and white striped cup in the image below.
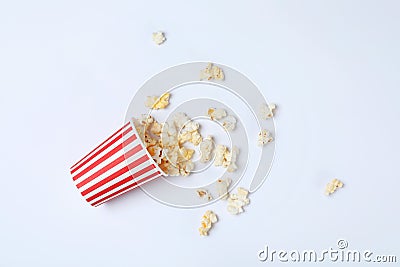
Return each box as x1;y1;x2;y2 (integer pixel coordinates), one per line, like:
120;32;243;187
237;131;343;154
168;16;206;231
70;120;166;207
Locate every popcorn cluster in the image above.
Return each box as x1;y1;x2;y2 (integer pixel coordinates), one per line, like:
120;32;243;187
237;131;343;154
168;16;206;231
214;145;239;173
207;108;237;132
200;63;225;81
133;110;201;176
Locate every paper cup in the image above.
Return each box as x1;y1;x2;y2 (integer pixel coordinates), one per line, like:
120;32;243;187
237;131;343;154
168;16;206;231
70;120;166;207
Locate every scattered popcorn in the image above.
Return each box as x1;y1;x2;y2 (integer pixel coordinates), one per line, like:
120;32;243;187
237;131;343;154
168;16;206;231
260;103;276;119
196;189;213;201
221;115;237;132
325;178;344;196
198;210;218;236
227;187;250;215
152;31;166;45
216;178;232;200
207;108;227;121
145;93;170;110
199;136;214;163
200;63;225;81
257;129;273;146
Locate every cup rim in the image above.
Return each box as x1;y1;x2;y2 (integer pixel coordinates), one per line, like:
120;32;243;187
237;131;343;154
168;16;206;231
125;118;168;177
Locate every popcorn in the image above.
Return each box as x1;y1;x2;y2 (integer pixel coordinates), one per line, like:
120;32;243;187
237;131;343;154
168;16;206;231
133;110;200;177
200;63;225;81
148;145;163;164
179;147;195;161
197;189;213;201
179;160;194;176
198;210;218;236
172;112;191;129
152;31;166;45
216;178;231;200
199;136;214;163
325;178;344;196
145;93;170;110
221;115;236;132
214;145;227;167
227;187;250;215
212;65;224;80
214;145;239;172
207;108;227;121
257;129;273;146
226;146;239;173
260;103;276;119
175;114;202;146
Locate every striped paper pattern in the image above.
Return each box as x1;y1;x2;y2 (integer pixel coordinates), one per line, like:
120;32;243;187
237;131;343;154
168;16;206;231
70;121;164;206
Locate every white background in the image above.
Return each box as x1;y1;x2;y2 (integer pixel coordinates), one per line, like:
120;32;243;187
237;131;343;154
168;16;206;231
1;0;399;266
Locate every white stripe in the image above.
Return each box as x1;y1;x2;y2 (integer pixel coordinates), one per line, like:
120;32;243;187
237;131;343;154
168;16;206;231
73;131;138;184
71;126;133;178
89;168;161;206
72;128;135;182
82;150;151;199
71;123;131;172
87;161;156;203
77;145;148;193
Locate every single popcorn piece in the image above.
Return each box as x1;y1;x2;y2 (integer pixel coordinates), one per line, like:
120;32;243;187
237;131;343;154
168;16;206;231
189;130;202;146
199;136;214;163
200;63;224;81
196;189;213;201
214;145;227;166
207;108;227;121
172;112;191;129
257;129;273;146
179;147;195;160
212;64;224;80
152;31;166;45
260;103;277;119
227;187;250;215
226;146;239;173
199;63;213;80
221;115;237;131
216;178;232;200
145;93;170;110
198;210;218;236
325;178;344;196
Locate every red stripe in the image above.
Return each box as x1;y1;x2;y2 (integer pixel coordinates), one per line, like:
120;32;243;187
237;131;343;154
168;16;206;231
90;171;161;206
71;126;133;174
82;154;149;197
76;143;142;188
71;122;130;170
72;133;137;181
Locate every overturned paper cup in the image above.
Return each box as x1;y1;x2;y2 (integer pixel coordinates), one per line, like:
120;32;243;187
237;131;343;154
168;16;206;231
70;119;166;207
